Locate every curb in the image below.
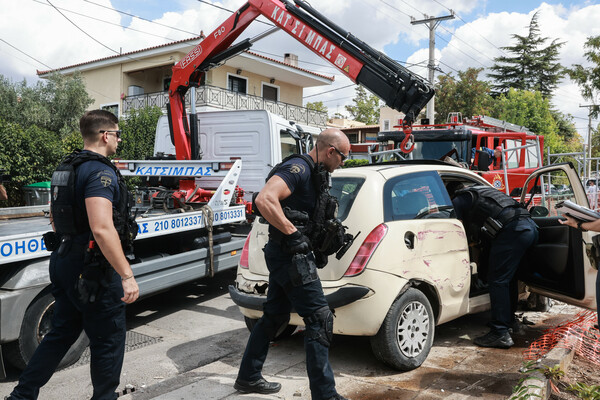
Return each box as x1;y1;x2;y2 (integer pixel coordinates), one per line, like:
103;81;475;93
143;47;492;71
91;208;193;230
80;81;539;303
520;346;575;399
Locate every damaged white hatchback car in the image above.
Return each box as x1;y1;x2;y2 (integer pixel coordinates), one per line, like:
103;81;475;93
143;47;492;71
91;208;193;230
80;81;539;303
229;160;597;370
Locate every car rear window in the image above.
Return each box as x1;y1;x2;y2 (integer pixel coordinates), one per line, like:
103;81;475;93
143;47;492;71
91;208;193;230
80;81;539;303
383;171;453;221
330;177;365;222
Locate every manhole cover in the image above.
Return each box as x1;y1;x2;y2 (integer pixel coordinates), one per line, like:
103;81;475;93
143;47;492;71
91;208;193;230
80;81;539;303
70;330;161;368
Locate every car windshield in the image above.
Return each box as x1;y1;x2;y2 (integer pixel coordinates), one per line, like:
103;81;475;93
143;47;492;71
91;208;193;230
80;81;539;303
330;177;365;222
412;140;470;163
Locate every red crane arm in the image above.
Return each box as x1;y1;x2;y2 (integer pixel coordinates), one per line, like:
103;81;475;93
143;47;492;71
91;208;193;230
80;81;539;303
168;0;434;160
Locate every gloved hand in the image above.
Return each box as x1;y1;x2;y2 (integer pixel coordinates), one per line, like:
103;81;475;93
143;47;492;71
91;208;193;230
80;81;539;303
284;230;312;254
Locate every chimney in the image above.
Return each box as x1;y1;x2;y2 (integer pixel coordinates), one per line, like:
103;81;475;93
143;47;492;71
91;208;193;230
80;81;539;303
284;53;298;67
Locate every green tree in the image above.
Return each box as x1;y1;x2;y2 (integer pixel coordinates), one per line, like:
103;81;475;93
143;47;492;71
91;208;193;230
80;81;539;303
488;12;565;99
345;86;380;124
550;109;578;142
118;106;163;160
305;101;328;114
435;68;494;121
0;72;92;137
565;35;600;118
492;89;577;156
0;118;63;206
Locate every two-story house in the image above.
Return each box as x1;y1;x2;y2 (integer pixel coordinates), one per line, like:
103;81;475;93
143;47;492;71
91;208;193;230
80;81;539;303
37;35;334;128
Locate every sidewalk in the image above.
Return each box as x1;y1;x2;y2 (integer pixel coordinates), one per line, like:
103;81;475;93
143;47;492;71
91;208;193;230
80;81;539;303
121;303;583;400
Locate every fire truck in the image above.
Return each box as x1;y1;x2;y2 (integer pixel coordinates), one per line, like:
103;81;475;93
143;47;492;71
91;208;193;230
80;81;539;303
0;0;433;376
367;113;544;196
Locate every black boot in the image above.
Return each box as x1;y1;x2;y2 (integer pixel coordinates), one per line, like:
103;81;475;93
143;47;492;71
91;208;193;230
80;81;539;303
234;378;281;394
473;330;514;349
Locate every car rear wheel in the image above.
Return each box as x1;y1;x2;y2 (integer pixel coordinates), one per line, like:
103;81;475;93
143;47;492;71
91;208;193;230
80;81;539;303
243;316;297;341
370;288;434;371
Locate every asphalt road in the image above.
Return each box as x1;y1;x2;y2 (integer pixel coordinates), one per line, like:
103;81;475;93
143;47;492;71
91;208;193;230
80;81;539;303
0;269;584;400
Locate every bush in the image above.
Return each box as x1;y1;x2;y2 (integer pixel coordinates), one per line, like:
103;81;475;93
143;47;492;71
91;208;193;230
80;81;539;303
0;118;62;206
343;159;369;168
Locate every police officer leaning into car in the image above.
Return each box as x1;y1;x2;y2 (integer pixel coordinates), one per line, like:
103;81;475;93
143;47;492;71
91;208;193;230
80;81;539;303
7;110;139;400
448;182;538;349
234;129;350;400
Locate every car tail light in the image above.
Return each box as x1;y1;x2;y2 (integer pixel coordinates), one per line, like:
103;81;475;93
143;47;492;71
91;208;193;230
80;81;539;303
344;224;388;277
239;234;251;269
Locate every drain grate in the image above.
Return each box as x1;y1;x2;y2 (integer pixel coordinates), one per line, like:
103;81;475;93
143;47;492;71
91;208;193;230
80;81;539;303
70;330;161;368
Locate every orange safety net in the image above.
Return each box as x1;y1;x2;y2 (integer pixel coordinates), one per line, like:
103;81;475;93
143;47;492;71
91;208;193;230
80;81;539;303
523;310;600;365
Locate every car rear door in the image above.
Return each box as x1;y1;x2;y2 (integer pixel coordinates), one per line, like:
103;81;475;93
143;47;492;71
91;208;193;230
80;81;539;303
518;163;597;309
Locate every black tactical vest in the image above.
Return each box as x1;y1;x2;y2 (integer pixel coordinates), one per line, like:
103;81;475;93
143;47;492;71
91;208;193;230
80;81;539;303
456;185;529;241
50;150;137;252
264;154;345;256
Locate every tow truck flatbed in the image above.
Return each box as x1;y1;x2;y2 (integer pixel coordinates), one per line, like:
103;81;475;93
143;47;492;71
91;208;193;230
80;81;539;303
0;160;246;265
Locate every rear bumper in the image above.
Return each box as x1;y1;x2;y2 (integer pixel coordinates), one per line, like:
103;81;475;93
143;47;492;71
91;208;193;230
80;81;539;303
228;284;370;311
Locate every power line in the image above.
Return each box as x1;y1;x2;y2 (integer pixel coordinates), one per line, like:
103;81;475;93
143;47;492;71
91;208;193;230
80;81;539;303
33;0;181;42
46;0;120;55
431;0;508;57
320;95;355;104
196;0;276;27
83;0;198;36
250;49;339;72
304;84;356;98
0;37;53;69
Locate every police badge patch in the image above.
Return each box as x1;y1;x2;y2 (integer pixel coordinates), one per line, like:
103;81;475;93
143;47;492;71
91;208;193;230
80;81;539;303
99;172;112;187
290;163;306;174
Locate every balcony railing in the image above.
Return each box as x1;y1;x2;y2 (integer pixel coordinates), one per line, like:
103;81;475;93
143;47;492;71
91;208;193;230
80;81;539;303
122;85;327;128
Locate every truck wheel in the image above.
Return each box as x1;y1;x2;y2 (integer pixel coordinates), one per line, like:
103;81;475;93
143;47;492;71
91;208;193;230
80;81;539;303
370;288;434;371
244;316;296;341
4;291;89;370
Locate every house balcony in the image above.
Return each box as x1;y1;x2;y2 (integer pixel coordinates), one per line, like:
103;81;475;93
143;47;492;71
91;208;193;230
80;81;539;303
122;85;327;128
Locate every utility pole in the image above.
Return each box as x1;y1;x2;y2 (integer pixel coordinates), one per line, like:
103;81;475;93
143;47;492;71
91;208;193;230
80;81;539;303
580;104;597;179
411;12;455;125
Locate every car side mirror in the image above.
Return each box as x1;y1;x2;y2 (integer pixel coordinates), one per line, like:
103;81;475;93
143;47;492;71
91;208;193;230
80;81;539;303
529;205;549;217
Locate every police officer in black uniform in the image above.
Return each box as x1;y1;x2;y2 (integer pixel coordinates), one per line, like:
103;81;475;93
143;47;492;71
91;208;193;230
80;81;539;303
449;183;538;349
234;128;351;400
8;110;139;400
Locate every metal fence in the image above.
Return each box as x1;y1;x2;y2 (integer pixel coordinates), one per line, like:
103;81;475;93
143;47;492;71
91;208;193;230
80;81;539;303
122;85;327;128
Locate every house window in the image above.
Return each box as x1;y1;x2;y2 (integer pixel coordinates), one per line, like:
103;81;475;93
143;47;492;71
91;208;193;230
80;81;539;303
228;75;247;94
347;133;358;143
262;83;279;102
101;103;119;117
383;119;390;131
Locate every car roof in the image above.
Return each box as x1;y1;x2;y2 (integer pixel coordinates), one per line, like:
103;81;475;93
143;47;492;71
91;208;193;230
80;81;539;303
335;160;485;180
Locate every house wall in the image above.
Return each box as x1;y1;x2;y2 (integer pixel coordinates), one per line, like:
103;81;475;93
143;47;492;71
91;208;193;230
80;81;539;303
379;106;404;130
65;48;308;113
211;65;303;105
77;65;122;110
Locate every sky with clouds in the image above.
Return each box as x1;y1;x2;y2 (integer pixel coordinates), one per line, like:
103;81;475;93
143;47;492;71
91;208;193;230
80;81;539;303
1;0;599;136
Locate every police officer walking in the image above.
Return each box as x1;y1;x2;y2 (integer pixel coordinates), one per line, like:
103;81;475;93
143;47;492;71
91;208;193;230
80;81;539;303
449;183;538;349
234;129;350;400
7;110;139;400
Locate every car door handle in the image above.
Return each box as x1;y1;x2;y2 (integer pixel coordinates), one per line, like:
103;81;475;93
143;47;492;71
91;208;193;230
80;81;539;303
405;231;415;249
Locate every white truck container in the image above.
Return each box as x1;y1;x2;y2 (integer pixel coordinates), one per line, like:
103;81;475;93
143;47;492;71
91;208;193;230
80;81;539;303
0;109;320;376
154;110;320;200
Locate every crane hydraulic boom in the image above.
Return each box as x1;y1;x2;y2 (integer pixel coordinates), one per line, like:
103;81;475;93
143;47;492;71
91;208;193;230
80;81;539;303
168;0;434;164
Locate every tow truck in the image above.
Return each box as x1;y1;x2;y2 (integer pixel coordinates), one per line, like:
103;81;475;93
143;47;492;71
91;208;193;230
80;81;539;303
0;0;433;376
367;113;543;195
